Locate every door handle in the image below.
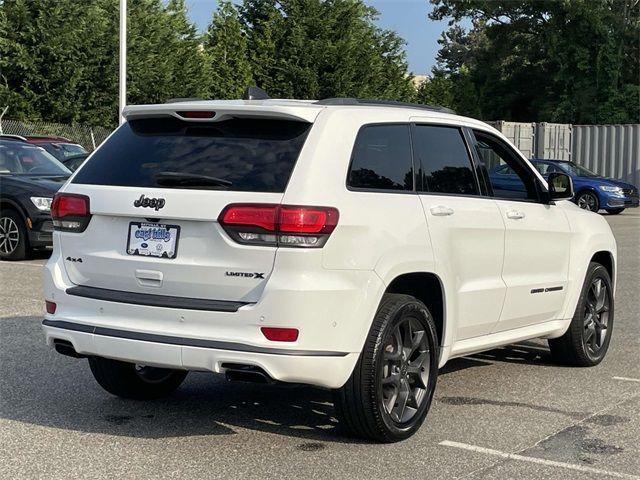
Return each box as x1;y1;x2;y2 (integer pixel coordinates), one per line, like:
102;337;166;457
430;205;454;217
506;210;526;220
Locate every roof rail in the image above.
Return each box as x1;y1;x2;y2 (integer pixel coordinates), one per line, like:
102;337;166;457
315;98;455;114
0;134;27;142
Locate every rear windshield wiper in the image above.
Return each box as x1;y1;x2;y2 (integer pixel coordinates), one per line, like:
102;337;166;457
154;171;233;188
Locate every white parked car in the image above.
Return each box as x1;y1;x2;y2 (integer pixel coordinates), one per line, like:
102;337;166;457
42;94;617;442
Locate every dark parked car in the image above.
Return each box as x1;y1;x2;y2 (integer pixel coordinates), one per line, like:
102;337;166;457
0;137;71;260
489;159;639;214
61;153;89;172
24;135;88;162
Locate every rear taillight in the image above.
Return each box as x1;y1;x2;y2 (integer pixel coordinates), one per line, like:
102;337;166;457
219;204;338;248
51;193;91;232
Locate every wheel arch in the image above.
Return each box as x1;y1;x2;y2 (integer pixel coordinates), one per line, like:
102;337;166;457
384;272;446;351
575;186;598;195
591;250;615;287
0;198;28;219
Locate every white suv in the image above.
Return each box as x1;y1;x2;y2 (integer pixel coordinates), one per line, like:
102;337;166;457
42;96;617;442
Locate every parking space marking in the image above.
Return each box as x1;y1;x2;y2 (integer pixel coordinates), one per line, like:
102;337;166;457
613;376;640;383
0;262;44;268
439;440;640;479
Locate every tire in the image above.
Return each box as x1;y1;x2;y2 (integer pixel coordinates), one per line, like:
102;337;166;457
575;191;599;212
549;262;614;367
605;208;625;215
0;209;29;261
88;357;188;400
333;293;439;442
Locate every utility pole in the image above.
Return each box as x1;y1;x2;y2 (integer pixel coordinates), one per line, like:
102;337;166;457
119;0;127;125
0;106;7;134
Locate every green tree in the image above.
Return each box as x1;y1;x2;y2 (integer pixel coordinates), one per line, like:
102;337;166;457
0;0;210;127
204;1;253;99
429;0;640;123
0;0;419;127
240;0;415;100
126;0;209;106
0;0;118;126
416;74;453;108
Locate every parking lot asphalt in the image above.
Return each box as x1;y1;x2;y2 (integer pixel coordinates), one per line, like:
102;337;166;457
0;211;638;480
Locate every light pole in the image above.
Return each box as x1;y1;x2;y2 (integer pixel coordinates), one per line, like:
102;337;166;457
119;0;127;125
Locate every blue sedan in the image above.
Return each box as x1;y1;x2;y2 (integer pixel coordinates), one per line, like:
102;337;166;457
489;159;639;214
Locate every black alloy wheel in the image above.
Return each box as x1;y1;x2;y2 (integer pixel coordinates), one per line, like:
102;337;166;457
380;316;431;424
549;262;614;366
582;276;611;357
334;294;439;442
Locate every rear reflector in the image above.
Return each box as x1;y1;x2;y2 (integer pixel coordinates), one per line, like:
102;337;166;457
45;301;57;314
176;111;216;119
219;204;339;248
51;193;91;232
261;327;299;342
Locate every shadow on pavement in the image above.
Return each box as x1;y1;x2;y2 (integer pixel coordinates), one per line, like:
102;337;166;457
471;340;555;366
0;315;551;442
29;249;53;260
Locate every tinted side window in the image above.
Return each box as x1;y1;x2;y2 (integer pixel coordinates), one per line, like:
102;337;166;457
474;131;539;201
348;125;413;191
413;125;478;195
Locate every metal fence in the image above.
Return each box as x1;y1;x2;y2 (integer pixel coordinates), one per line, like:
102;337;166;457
573;125;640;188
486;121;535;158
490;121;639;186
0;118;112;152
535;123;572;161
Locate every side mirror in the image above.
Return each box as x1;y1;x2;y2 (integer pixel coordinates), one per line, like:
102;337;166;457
547;172;574;201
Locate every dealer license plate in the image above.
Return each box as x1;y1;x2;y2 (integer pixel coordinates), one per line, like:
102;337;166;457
126;222;180;259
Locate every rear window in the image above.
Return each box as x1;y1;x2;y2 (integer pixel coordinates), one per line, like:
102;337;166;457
72;117;312;192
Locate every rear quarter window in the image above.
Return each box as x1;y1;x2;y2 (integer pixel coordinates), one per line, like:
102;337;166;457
347;124;413;191
72;117;311;193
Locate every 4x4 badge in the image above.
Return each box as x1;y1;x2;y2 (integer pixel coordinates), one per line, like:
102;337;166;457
134;194;165;211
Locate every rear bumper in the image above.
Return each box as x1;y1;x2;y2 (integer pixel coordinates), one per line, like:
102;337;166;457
42;248;384;389
42;320;359;388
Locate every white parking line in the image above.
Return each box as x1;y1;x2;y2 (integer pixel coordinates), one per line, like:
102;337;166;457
439;440;640;479
0;261;44;268
613;376;640;383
